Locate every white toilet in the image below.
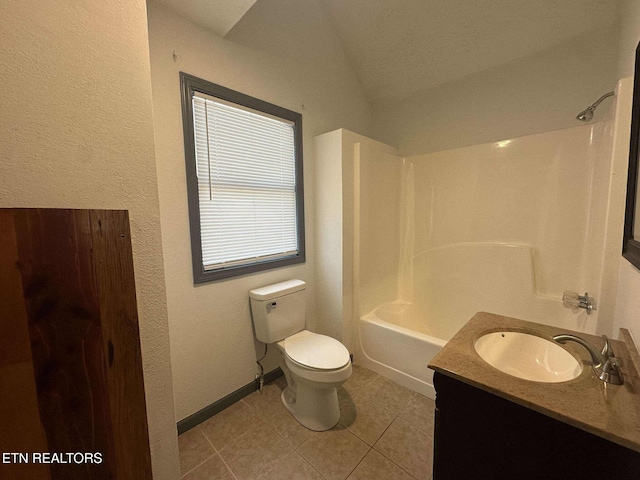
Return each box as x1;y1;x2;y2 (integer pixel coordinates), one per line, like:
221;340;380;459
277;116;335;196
249;279;352;431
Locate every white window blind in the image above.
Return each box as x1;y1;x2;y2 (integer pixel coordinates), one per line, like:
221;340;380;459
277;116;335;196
192;93;299;270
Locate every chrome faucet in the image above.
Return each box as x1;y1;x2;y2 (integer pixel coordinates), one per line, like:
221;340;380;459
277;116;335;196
553;334;624;385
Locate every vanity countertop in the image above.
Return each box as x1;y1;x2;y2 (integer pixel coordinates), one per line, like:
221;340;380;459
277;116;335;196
428;312;640;453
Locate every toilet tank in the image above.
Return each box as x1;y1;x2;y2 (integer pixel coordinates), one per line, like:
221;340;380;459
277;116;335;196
249;279;306;343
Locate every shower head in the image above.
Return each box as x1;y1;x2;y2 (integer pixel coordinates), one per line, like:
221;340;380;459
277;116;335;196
576;91;615;122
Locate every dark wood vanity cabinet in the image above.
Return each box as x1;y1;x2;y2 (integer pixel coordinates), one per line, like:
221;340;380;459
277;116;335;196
432;372;640;480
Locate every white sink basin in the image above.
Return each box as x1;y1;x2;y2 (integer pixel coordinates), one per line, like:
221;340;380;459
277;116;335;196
474;331;582;383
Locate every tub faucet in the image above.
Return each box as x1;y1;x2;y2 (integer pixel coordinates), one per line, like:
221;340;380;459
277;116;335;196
553;334;624;385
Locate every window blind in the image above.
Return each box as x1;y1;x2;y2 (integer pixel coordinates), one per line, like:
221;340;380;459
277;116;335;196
192;93;299;270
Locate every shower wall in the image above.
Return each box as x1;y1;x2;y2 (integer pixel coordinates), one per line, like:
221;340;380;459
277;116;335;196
349;123;612;334
355;141;403;315
410;127;594;295
313;129;398;351
401;84;628;336
316;84;626;345
401;125;603;333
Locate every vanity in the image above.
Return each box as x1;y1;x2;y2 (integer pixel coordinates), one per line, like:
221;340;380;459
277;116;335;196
428;312;640;480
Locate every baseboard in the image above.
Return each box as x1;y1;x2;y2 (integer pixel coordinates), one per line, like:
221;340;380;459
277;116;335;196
177;367;283;435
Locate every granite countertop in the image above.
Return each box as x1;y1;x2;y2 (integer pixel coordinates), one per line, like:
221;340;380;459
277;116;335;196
428;312;640;453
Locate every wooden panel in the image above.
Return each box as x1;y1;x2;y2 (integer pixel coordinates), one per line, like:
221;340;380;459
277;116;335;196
12;209;115;479
0;210;50;480
0;209;151;480
0;210;32;367
89;210;152;480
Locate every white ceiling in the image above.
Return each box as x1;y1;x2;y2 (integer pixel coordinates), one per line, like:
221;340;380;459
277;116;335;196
319;0;620;102
155;0;620;103
151;0;256;37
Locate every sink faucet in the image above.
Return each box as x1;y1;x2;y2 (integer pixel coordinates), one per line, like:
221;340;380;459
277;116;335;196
552;334;624;385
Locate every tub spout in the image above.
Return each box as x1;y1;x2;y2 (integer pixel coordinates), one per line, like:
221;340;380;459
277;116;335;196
553;334;624;385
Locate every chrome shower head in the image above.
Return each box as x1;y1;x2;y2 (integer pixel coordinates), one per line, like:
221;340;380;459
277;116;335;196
576;106;596;122
576;91;615;122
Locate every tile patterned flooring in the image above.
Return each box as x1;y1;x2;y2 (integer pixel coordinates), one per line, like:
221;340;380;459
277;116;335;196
178;364;435;480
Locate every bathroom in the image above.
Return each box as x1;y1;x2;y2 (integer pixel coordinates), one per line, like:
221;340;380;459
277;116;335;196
2;0;640;479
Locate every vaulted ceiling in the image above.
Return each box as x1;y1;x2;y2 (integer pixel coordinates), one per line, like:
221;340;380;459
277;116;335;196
151;0;257;37
153;0;621;103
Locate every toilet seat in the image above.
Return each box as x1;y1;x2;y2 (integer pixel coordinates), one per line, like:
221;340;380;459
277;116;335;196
281;330;350;370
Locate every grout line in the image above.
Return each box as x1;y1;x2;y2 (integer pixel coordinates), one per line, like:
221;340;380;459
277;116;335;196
344;445;372;479
216;453;240;480
201;428;219;454
218;419;291;480
371;416;432;480
300;453;325;480
372;445;420;480
180;453;217;478
202;365;430;479
179;429;217;478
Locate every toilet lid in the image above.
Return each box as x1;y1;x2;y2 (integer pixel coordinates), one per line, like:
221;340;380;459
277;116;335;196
283;330;350;370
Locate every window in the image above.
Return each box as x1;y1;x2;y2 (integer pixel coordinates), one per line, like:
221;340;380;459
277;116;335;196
180;73;305;283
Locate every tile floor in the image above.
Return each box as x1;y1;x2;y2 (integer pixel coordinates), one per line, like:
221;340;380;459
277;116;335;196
178;364;435;480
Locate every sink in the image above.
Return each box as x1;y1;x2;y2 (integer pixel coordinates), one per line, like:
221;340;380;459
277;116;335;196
474;331;582;383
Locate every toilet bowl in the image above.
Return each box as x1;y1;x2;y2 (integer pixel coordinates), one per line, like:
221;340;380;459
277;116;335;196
277;330;352;431
248;280;352;431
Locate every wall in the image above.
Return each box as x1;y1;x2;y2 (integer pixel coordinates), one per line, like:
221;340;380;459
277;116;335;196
0;1;179;478
409;126;596;298
146;2;372;421
313;131;347;344
356;143;403;316
398;77;631;339
614;260;640;342
314;130;399;351
371;28;620;155
618;0;640;78
613;0;640;344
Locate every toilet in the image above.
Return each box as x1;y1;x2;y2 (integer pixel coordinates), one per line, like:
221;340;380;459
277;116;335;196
249;279;352;431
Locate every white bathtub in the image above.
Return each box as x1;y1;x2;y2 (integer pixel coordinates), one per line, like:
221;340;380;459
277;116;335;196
356;302;446;399
355;243;581;399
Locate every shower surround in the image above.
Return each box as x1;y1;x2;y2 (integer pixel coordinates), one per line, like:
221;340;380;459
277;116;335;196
313;79;630;397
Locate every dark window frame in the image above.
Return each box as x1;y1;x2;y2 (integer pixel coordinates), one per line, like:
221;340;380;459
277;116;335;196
180;72;305;284
623;42;640;270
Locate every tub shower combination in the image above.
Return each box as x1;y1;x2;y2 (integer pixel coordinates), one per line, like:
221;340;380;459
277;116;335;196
317;86;624;399
356;243;572;398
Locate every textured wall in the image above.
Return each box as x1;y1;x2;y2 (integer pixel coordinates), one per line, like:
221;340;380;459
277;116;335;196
0;1;179;478
613;0;640;344
618;0;640;78
147;2;372;421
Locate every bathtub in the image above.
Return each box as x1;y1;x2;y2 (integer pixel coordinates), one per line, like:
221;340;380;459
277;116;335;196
355;243;579;399
356;302;446;399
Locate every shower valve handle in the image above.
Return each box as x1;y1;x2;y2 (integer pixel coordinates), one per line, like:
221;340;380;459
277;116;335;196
562;291;593;315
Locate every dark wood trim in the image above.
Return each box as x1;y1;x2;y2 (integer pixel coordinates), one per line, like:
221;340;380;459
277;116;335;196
177;367;283;435
179;72;305;284
623;41;640;270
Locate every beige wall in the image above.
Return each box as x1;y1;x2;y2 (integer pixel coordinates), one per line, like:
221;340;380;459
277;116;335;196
613;0;640;344
409;126;597;298
0;0;179;478
371;28;620;156
403;99;630;336
146;2;372;421
313;130;398;351
357;142;403;316
618;0;640;78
